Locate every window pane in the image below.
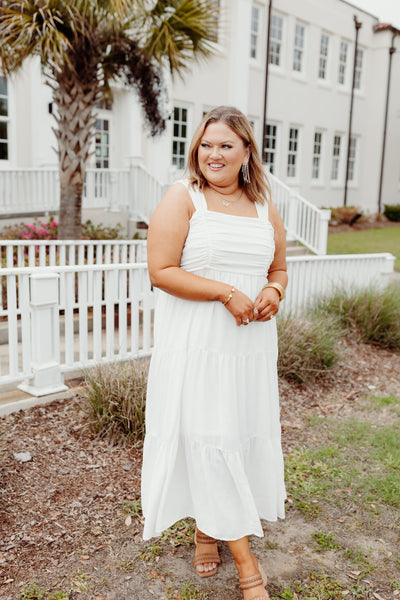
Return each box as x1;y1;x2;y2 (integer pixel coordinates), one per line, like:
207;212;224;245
0;77;7;96
0;98;8;117
0;121;7;140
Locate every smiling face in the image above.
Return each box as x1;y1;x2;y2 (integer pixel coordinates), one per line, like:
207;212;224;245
197;121;250;189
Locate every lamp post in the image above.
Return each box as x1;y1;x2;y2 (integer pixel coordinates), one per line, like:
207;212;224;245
377;33;396;215
344;15;362;208
262;0;273;162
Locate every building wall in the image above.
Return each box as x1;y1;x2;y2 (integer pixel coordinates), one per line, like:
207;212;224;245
1;0;399;215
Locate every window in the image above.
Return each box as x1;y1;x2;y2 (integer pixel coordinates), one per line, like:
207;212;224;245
250;5;260;59
338;41;348;85
293;23;305;72
172;106;188;169
95;119;110;168
331;134;342;181
348;136;358;181
269;14;283;66
318;34;329;80
312;131;323;180
287;127;299;178
0;76;9;160
354;48;363;90
264;124;278;174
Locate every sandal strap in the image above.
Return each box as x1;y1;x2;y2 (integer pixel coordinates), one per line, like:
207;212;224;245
239;573;264;590
193;553;221;567
195;530;217;544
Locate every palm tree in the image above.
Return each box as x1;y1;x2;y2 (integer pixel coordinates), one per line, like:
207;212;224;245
0;0;218;239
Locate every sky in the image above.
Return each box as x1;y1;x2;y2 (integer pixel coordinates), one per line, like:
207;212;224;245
348;0;400;28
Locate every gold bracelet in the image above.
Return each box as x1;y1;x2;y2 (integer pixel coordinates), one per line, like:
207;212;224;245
262;282;285;301
223;287;236;305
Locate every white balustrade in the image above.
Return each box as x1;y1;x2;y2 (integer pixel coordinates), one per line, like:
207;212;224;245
0;252;395;395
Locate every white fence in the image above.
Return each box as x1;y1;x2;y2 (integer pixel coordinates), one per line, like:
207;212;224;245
0;166;330;254
0;263;154;395
0;251;395;396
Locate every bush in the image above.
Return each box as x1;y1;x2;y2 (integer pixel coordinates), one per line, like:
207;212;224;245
81;360;148;444
312;283;400;350
384;204;400;222
328;206;363;225
277;314;341;384
0;218;123;240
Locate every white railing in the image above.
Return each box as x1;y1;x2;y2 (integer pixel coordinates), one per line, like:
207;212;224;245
0;166;330;253
0;168;130;214
269;173;331;255
282;253;395;315
0;251;395;396
0;263;154;394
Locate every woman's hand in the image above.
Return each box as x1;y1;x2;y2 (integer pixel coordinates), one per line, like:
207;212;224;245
224;288;256;326
253;286;281;322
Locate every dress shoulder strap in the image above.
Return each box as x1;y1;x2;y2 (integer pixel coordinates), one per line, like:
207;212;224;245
176;179;206;212
255;199;270;220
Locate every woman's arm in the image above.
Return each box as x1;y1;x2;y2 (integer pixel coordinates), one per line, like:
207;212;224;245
147;183;256;325
254;200;288;321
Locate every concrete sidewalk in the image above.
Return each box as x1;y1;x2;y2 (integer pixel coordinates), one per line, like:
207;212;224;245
0;383;80;417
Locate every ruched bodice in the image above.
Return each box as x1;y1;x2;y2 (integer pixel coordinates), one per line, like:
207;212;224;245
180;182;275;277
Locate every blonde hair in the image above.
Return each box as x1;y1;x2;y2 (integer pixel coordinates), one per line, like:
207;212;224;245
186;106;271;205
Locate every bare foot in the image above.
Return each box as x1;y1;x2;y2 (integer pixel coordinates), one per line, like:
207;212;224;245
235;554;270;600
193;528;221;577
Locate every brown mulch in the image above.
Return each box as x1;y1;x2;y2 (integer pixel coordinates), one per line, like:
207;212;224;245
328;219;400;234
0;341;400;599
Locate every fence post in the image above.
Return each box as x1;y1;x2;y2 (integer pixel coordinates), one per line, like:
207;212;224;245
317;209;331;255
18;271;68;397
287;191;299;240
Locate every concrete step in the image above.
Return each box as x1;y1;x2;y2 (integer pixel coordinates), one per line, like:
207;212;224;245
286;240;309;257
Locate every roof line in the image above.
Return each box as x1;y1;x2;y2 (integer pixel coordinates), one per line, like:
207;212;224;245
338;0;379;21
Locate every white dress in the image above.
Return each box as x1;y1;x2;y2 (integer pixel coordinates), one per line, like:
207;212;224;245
141;180;286;541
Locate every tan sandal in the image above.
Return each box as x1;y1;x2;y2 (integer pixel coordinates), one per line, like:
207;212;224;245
193;528;221;578
239;559;269;600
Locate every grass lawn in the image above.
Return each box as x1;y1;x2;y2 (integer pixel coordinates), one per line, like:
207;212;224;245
327;227;400;270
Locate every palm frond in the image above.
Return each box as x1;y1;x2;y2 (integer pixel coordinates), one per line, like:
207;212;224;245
140;0;219;74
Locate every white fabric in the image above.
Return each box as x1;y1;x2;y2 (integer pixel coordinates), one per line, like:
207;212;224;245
141;180;286;541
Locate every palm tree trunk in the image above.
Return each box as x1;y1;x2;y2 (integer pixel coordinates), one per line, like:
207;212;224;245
51;72;98;240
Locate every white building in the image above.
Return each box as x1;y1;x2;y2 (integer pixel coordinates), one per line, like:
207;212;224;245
1;0;399;216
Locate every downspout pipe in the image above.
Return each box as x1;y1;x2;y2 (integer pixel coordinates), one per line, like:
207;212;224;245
377;32;396;215
344;15;362;207
262;0;272;162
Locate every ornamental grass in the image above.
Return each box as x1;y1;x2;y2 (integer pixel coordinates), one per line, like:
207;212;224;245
311;282;400;350
81;360;149;445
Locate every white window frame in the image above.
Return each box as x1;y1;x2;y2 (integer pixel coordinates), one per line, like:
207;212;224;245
250;4;261;60
318;33;329;81
347;136;358;184
287;126;300;179
269;13;284;68
338;40;348;85
354;47;364;91
0;75;9;162
292;22;305;73
312;130;324;182
264;122;279;175
331;133;343;182
95;117;110;169
172;105;189;170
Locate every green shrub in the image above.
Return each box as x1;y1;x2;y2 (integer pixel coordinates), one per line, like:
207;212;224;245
277;314;341;384
312;283;400;350
327;206;363;225
384;204;400;222
81;360;148;444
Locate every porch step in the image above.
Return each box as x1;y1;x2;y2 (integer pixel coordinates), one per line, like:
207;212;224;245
286;240;309;257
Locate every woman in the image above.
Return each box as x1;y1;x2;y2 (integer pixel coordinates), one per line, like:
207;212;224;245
141;106;287;600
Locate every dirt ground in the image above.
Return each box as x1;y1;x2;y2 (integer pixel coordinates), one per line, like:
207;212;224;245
1;340;400;600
